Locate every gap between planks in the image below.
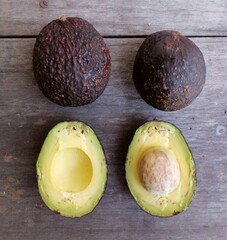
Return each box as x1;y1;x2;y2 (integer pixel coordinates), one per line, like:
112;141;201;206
1;35;227;39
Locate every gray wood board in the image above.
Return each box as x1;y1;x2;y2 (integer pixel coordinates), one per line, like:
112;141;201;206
1;0;227;36
0;38;227;239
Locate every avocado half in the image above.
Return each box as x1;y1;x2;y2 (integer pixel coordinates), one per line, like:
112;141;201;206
133;30;206;111
33;16;111;107
126;121;196;217
36;121;107;217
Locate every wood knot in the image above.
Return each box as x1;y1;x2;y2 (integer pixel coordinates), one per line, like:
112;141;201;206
39;0;48;8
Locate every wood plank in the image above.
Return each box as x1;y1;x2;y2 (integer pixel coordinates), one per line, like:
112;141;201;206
1;0;227;36
0;37;227;239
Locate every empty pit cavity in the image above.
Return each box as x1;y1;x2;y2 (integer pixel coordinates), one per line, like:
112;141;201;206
51;148;93;193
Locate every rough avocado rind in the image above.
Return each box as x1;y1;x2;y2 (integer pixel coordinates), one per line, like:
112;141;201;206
36;121;107;217
133;30;206;111
125;120;196;217
33;16;111;107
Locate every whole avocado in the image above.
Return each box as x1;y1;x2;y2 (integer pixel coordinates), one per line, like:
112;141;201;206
133;30;206;111
33;16;111;107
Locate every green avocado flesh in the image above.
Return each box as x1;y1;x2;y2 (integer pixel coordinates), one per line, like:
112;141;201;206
126;121;196;217
36;121;107;217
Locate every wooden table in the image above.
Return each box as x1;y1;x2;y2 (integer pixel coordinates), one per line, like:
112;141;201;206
1;1;227;239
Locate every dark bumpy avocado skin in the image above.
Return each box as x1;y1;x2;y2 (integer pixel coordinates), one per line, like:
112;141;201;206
133;31;206;111
33;17;111;107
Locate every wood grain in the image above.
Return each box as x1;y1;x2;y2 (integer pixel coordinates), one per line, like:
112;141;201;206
1;0;227;36
0;38;227;239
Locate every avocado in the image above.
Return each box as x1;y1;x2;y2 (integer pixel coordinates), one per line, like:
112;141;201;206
33;16;111;107
36;121;107;217
133;30;206;111
125;120;196;217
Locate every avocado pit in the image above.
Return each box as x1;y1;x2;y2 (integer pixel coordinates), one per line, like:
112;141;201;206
139;148;180;196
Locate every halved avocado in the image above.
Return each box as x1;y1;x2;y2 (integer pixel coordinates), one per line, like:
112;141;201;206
126;120;196;217
36;121;107;217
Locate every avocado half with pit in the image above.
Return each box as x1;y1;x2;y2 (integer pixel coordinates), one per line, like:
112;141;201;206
36;121;107;217
33;16;111;107
126;121;196;217
133;30;206;111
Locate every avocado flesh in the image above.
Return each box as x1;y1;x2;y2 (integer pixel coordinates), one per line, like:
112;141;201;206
126;121;196;217
37;121;107;217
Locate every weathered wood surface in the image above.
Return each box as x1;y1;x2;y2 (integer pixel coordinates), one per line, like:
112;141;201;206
1;0;227;36
0;38;227;239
